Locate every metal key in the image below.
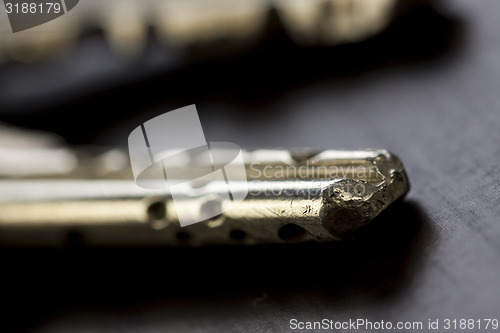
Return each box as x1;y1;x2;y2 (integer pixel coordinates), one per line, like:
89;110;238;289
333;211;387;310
0;148;409;246
0;0;409;62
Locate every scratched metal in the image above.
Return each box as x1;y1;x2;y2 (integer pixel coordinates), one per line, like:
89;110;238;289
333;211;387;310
0;148;409;246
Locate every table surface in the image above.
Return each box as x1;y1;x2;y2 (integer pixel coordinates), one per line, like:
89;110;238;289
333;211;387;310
0;0;499;332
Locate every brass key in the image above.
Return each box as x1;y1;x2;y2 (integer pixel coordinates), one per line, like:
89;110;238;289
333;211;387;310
0;149;409;246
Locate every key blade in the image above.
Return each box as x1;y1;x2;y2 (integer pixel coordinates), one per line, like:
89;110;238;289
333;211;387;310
0;149;409;246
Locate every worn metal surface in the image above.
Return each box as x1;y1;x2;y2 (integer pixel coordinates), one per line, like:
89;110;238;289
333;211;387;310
0;149;409;246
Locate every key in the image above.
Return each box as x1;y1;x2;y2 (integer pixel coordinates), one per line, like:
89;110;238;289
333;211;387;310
0;148;409;246
0;0;406;62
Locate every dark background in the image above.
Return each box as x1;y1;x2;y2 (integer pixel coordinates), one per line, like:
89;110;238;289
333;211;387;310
0;0;499;331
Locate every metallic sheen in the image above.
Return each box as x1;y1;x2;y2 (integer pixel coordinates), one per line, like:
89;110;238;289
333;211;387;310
0;149;410;246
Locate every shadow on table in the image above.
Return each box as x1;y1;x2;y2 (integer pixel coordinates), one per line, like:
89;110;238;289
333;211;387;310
1;200;433;331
